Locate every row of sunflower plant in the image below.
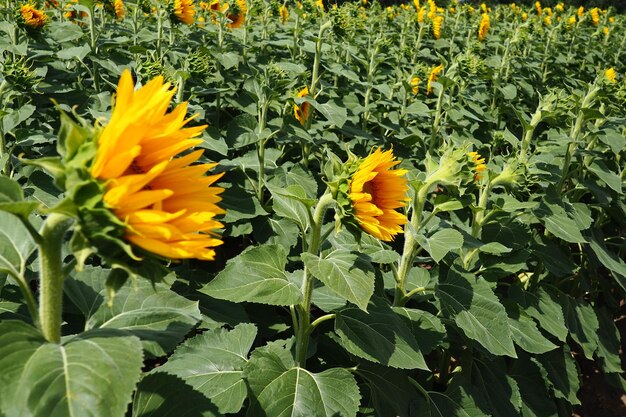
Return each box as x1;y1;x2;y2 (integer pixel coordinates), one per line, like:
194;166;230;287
0;0;624;416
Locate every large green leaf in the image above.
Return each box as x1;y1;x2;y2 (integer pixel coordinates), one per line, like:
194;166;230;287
334;297;428;370
201;244;302;306
509;285;568;342
595;307;622;373
587;231;626;292
302;249;375;311
413;379;488;417
436;267;516;357
0;321;143;417
417;228;464;263
469;359;522;417
0;211;36;280
64;266;201;357
393;307;445;355
244;343;360;417
147;324;256;414
560;294;599;360
505;303;557;354
268;184;312;231
356;363;418;417
0;176;39;218
533;347;581;406
533;191;587;243
511;353;558;417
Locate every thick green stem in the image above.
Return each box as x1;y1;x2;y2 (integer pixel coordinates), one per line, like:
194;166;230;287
305;19;332;130
429;86;446;153
519;105;542;162
394;186;429;306
88;7;100;93
296;192;334;367
38;214;72;344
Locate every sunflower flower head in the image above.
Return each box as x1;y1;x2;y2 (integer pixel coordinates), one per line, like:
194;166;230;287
173;0;196;24
410;76;420;94
604;67;617;84
293;86;311;126
19;4;47;29
478;12;490;41
432;15;443;39
338;148;409;242
279;4;289;23
467;151;487;181
114;0;125;19
427;63;444;95
43;70;225;284
589;7;599;25
226;0;247;28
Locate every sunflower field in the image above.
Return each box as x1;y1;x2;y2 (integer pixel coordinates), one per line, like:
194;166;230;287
0;0;625;416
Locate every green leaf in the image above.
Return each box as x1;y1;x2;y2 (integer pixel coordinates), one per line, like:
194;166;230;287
302;249;374;311
417;228;463;263
201;244;302;306
436;267;516;357
560;294;599;360
588;160;622;194
2;104;35;132
588;231;626;292
533;347;581;406
64;266;201;357
469;359;522;417
533;196;586;243
596;307;622;373
510;352;558;417
310;99;348;128
413;379;488;417
133;373;220;417
148;324;256;414
268;184;312;230
509;285;568;342
245;343;360;417
393;307;445;355
506;304;558;355
356;363;418;417
334;297;428;370
0;176;39;218
0;321;143;417
0;211;36;279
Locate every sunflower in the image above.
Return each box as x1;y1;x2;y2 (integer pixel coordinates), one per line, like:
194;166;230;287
410;76;420;94
427;63;443;95
468;151;487;181
279;4;289;23
432;15;443;39
478;13;489;41
589;7;599;25
20;4;47;29
114;0;125;19
174;0;196;24
293;86;310;126
226;0;246;28
91;70;224;260
349;148;409;242
604;67;617;84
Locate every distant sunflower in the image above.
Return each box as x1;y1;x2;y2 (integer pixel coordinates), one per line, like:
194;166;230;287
410;76;420;94
349;148;409;242
174;0;196;24
604;67;616;83
468;151;487;181
114;0;125;19
226;0;246;28
293;86;310;126
279;4;289;23
20;4;47;29
432;15;443;39
91;70;224;260
478;12;489;41
427;63;443;95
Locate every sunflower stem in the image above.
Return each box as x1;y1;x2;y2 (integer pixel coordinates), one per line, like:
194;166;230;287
38;213;73;344
296;192;334;367
88;5;100;94
394;186;428;307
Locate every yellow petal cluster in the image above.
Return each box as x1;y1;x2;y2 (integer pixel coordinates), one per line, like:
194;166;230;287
114;0;124;19
410;76;420;94
427;63;443;95
432;15;443;39
468;151;486;181
226;0;247;28
174;0;196;24
91;70;224;260
279;4;289;23
604;67;616;84
293;87;311;126
478;13;489;41
20;4;47;28
349;148;409;242
590;8;599;25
